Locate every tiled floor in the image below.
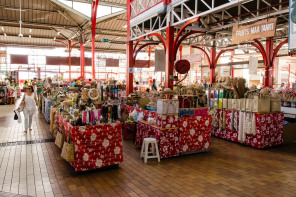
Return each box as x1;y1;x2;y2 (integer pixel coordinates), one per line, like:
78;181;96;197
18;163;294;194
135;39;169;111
0;104;296;197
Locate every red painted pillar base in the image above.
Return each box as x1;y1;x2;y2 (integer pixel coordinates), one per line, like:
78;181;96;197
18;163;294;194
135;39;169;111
165;25;174;89
126;41;134;95
80;42;85;79
210;68;215;84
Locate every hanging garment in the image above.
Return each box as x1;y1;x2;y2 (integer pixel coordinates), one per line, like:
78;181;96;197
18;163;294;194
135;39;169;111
251;113;257;135
230;110;234;131
233;110;238;131
238;111;246;142
244;112;252;135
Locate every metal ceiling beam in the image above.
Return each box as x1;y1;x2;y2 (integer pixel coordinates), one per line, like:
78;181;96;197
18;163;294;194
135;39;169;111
60;0;126;8
0;5;57;13
0;19;78;29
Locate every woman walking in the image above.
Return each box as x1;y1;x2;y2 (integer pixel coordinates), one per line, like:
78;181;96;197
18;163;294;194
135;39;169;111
18;86;38;133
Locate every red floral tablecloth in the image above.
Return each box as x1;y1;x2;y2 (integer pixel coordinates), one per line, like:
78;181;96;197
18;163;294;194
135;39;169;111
57;115;123;172
211;110;284;148
136;122;180;159
179;116;212;153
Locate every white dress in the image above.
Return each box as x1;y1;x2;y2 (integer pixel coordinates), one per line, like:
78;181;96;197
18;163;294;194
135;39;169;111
24;93;37;115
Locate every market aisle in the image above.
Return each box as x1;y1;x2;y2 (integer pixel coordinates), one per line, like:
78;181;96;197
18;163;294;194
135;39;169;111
0;106;296;197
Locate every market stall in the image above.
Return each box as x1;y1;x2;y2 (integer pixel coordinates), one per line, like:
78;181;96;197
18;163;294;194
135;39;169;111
121;86;212;158
57;115;123;172
50;79;124;171
208;77;284;148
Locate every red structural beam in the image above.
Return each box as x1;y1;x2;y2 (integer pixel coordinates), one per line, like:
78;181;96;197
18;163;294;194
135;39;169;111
133;36;146;51
133;42;159;61
91;0;100;80
126;0;134;95
148;33;166;51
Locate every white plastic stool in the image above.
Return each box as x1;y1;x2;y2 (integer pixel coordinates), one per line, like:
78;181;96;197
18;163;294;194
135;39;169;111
140;138;160;163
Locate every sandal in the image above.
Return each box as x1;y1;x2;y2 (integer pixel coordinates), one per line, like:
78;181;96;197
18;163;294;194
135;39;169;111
24;130;27;133
29;128;32;131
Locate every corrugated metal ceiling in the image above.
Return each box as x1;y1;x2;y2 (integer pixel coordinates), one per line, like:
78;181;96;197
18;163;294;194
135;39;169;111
0;0;127;53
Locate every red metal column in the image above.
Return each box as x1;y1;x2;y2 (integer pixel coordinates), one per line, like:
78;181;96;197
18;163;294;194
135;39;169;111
80;42;85;79
231;50;234;77
91;0;99;80
68;40;72;82
165;25;174;89
210;48;216;84
178;45;182;80
265;38;274;88
126;0;134;95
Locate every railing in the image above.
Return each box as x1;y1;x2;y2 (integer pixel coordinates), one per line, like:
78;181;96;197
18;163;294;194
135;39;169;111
130;0;163;18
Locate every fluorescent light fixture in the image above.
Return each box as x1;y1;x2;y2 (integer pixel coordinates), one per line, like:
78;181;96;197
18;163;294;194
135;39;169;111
87;40;90;42
57;31;60;35
29;35;31;38
4;7;26;11
4;33;6;37
54;37;56;40
29;29;32;33
122;25;127;28
115;37;121;40
1;27;4;31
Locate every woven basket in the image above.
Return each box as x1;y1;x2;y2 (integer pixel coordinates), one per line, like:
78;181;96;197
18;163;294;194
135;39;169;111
61;142;75;162
138;97;150;109
55;132;65;149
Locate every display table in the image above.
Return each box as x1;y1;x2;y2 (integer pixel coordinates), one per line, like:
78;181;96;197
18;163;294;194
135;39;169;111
42;96;56;123
57;115;123;172
211;109;284;148
179;116;212;153
136;115;212;159
136;120;180;159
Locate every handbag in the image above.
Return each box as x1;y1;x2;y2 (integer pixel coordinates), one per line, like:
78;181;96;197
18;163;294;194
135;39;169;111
245;90;257;112
253;94;271;113
14;111;18;120
270;98;281;112
240;98;246;111
55;131;65;149
61;142;75;162
223;91;234;110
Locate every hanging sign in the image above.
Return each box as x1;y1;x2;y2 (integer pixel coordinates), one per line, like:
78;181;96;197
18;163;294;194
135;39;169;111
289;0;296;50
155;50;166;72
232;18;277;44
101;38;110;43
249;56;258;75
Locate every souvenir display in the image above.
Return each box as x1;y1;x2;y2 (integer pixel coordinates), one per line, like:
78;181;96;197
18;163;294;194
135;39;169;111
207;78;284;148
41;79;125;171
